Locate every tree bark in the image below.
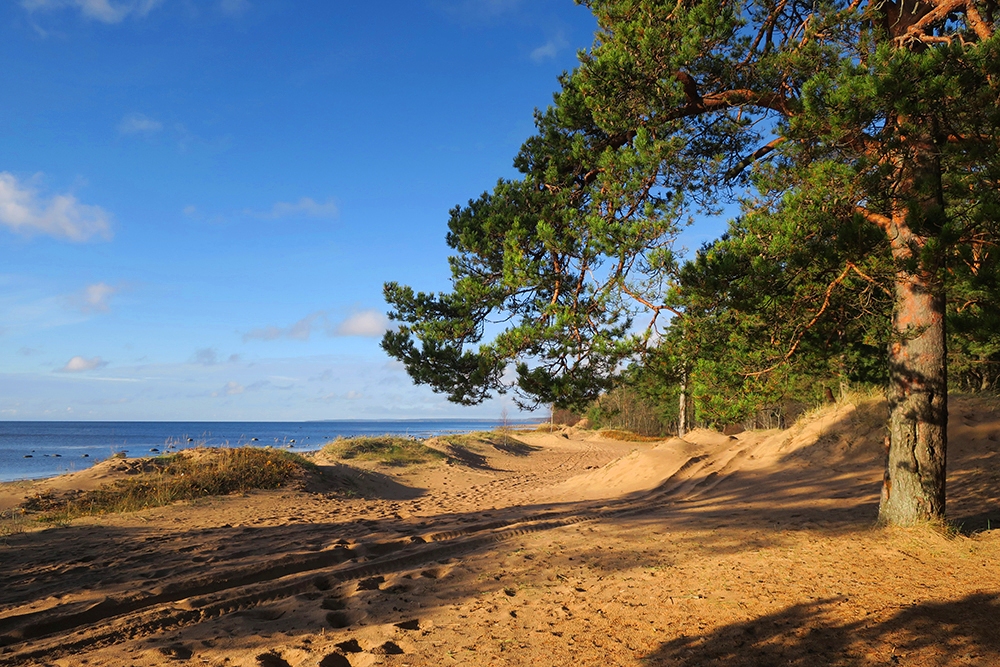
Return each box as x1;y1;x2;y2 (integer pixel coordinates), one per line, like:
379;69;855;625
878;138;948;526
879;266;948;524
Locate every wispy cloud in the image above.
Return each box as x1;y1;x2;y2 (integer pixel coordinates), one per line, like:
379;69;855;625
243;311;326;342
59;355;108;372
193;347;218;366
0;172;112;242
118;112;162;135
331;309;389;338
244;309;389;342
22;0;164;23
75;282;118;313
246;197;339;220
191;348;240;365
212;379;271;397
530;32;568;62
221;380;243;395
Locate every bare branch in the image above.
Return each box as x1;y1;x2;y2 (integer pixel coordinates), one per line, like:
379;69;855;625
744;262;855;377
725;137;786;179
854;205;894;234
965;0;994;40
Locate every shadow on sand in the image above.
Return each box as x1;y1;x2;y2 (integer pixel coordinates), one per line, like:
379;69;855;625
641;592;1000;666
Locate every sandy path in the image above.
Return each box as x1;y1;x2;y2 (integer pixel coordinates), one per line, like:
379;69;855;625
1;399;998;666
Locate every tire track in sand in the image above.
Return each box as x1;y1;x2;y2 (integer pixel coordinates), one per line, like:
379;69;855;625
0;435;753;665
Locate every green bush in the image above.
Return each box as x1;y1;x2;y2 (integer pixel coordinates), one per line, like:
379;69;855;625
321;436;446;466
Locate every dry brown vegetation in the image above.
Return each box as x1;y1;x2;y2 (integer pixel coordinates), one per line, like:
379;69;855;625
17;448;313;523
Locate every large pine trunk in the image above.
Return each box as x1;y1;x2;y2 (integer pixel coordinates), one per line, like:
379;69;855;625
879;268;948;524
878;138;948;526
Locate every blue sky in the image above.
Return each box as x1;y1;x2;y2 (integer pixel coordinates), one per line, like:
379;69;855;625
0;0;604;420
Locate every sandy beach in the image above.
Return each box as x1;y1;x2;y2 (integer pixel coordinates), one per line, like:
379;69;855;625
1;396;999;666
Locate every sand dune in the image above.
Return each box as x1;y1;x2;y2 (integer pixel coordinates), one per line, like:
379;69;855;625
1;397;998;666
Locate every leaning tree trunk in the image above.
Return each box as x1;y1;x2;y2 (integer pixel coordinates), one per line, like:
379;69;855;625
878;139;948;526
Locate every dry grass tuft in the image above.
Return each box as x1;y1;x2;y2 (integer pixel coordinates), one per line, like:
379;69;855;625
438;431;540;456
20;448;313;522
0;508;28;542
598;429;664;443
321;436;447;466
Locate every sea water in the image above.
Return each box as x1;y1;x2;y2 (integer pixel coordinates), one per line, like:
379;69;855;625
0;419;535;482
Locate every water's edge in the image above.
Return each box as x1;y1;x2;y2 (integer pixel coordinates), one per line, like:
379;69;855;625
0;419;541;483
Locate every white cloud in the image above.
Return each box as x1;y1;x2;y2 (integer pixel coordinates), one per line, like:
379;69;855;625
531;33;568;62
223;381;244;395
22;0;164;23
59;356;108;372
243;311;326;342
243;308;390;344
248;197;339;220
287;312;322;340
331;309;389;337
78;282;117;313
0;172;112;242
118;112;162;135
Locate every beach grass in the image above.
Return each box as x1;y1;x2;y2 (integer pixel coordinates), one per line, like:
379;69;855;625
437;431;540;456
321;435;447;466
22;447;314;522
598;429;664;442
0;508;28;541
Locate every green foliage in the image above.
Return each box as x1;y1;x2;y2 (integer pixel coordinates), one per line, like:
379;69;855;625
586;383;672;436
382;0;1000;442
383;71;684;411
321;436;447;466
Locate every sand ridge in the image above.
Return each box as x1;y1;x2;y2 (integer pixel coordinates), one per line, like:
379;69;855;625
1;397;999;666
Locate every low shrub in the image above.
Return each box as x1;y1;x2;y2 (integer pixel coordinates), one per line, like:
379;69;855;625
438;431;540;456
321;436;447;466
22;448;312;521
598;429;664;443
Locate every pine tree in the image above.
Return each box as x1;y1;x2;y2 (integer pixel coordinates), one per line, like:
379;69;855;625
384;0;1000;525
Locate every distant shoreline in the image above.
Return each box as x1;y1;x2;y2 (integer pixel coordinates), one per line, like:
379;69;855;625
0;418;543;484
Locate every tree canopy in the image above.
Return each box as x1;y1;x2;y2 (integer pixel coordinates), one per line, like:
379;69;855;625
384;0;1000;525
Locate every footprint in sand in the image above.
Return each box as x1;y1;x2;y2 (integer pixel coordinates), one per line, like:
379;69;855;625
255;651;292;667
356;575;385;591
321;596;346;610
157;644;193;660
371;640;404;655
319;654;352;667
335;639;363;653
326;611;353;628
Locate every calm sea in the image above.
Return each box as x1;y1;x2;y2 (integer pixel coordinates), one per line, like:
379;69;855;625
0;419;536;483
